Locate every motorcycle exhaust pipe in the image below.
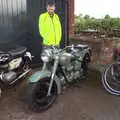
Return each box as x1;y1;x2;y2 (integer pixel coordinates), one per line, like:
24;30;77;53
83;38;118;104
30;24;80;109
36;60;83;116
10;69;31;85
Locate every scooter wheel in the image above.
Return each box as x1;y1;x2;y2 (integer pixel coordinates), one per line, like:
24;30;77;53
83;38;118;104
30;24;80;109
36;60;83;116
26;77;57;112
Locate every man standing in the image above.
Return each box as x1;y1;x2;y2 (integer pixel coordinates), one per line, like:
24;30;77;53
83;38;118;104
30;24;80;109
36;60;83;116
38;0;62;46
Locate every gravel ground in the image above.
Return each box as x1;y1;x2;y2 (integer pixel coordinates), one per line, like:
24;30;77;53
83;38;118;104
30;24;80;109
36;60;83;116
0;69;120;120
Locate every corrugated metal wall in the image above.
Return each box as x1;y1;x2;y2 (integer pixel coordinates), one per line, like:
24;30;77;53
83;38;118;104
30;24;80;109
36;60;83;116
0;0;68;64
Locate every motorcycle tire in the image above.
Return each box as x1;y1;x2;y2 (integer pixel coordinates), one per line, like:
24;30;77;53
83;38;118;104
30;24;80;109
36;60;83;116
0;88;1;97
0;83;3;97
102;61;120;95
81;54;90;76
26;77;57;112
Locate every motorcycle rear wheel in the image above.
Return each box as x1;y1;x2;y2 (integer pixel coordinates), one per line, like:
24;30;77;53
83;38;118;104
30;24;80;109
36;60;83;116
81;54;90;76
26;77;57;112
102;62;120;95
0;88;1;97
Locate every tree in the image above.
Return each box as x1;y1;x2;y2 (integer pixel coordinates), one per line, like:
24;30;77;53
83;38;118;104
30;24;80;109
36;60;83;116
104;14;111;19
84;15;90;20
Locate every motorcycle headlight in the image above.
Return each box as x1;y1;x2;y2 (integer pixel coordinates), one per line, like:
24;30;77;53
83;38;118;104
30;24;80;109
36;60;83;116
0;54;9;62
41;55;50;62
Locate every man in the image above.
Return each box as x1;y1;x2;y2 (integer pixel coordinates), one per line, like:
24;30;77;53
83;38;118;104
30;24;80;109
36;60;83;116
38;0;62;47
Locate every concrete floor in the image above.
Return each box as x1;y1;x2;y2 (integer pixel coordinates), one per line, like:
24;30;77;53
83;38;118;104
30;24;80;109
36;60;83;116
0;69;120;120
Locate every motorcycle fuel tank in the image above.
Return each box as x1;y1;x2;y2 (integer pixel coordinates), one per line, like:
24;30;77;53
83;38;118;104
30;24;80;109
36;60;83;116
60;52;73;65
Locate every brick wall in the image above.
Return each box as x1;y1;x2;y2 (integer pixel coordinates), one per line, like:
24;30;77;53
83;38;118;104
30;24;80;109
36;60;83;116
68;0;74;38
70;37;120;68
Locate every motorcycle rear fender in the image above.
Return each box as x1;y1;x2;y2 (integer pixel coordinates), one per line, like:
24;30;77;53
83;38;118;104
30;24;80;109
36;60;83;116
78;49;91;62
28;70;61;94
81;48;91;62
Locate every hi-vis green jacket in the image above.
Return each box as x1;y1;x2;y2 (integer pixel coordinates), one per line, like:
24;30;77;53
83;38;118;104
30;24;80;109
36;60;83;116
38;12;62;46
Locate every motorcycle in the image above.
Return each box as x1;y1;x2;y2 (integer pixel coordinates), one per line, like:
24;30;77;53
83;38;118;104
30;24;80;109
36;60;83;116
26;44;91;112
101;54;120;95
0;45;32;96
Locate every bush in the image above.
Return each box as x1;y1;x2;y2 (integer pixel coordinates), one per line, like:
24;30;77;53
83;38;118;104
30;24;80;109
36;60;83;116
75;14;120;37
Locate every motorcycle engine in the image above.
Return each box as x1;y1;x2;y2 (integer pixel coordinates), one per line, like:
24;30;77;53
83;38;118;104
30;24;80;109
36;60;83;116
8;57;22;70
61;60;83;82
2;71;17;83
59;51;84;82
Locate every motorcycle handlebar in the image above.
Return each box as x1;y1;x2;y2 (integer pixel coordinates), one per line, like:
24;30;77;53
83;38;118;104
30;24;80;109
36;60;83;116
53;45;74;54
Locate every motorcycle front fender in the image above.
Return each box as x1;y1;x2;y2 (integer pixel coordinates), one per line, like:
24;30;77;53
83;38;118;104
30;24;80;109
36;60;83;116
28;70;62;94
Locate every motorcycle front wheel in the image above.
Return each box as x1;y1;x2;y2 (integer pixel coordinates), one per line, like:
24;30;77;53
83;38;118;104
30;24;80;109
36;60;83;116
26;77;57;112
102;62;120;95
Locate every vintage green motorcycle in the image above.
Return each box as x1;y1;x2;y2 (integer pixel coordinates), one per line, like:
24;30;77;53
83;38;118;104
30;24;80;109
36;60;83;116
26;44;91;112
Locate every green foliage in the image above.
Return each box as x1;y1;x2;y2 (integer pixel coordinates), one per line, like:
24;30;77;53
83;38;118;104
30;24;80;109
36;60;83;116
75;14;120;36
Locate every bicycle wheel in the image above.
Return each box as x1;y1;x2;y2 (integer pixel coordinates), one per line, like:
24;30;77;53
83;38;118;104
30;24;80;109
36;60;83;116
102;61;120;95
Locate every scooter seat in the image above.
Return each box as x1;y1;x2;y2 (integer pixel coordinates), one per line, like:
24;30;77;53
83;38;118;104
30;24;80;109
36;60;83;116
8;47;27;57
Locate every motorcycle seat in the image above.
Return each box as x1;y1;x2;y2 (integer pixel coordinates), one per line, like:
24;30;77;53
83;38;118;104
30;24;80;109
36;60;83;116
76;44;88;49
8;47;27;57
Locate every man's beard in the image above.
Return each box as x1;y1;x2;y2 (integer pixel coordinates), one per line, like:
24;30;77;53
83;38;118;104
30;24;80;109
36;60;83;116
49;12;54;17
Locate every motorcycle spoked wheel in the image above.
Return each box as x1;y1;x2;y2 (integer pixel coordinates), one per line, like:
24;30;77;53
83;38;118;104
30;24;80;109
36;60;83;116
102;62;120;95
26;77;57;112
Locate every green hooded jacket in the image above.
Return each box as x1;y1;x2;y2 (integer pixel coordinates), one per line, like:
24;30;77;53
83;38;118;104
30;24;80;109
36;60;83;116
39;12;62;46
